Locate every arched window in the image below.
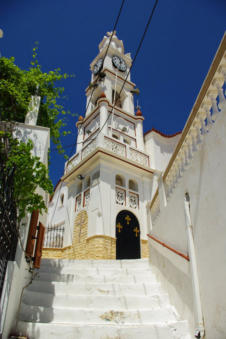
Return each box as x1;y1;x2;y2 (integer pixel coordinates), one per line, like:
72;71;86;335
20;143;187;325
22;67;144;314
115;175;125;187
129;179;138;192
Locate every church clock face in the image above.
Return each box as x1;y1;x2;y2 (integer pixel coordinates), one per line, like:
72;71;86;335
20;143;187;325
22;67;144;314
112;55;127;72
93;58;103;75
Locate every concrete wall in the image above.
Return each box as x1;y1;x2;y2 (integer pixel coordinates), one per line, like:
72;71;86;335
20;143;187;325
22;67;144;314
46;157;153;260
149;103;226;338
144;131;181;172
1;124;49;339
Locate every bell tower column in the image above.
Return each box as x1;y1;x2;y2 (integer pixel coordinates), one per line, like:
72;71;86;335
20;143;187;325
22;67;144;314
134;107;145;151
76;120;84;153
97;99;108;146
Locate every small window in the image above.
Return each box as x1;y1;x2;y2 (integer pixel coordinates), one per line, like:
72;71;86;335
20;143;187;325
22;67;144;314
112;134;119;140
123;138;130;145
116;174;125;187
60;194;64;205
129;179;138;192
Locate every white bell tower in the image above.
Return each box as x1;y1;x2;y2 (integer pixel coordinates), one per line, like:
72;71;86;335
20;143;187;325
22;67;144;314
47;32;154;260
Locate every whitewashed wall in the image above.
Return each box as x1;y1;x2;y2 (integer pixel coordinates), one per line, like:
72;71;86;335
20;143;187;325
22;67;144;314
1;124;49;339
149;103;226;338
144;131;181;171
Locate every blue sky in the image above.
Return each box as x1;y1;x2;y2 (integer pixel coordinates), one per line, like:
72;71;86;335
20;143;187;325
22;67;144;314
1;0;225;186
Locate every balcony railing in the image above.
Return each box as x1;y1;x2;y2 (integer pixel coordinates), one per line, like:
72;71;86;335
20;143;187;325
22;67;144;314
65;135;150;175
44;223;65;249
104;136;126;157
127;147;149;167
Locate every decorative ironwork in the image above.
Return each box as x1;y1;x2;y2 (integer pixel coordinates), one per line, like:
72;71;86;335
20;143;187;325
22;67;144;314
82;139;96;159
83;189;90;207
129;192;139;209
0;128;18;298
125;215;131;224
75;194;82;212
128;147;149;166
133;226;140;237
66;154;80;174
116;222;123;233
44;223;65;248
104;137;126;157
115;187;126;205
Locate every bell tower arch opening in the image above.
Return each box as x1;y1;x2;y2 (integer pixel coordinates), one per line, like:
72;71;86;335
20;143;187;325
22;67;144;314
116;210;140;260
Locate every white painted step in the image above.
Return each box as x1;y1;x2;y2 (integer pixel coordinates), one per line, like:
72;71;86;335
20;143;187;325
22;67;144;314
35;270;156;284
41;258;150;269
23;289;170;309
39;265;155;275
27;280;163;297
17;321;192;339
16;259;192;339
19;304;178;324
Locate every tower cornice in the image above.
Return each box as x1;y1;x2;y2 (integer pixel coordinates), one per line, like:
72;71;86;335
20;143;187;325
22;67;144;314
63;147;154;184
78;99;144;129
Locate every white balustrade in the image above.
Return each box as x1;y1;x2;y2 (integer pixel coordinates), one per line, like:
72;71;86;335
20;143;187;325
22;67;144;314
162;53;226;201
81;139;96;159
66;154;80;174
104;136;126;157
128;147;149;166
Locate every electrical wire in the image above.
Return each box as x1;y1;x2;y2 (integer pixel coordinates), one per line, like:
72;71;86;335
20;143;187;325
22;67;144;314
79;0;126;123
48;0;126;224
96;0;159;135
63;0;126;160
66;0;159;154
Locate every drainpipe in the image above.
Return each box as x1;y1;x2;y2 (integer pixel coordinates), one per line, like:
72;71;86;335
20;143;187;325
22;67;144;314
184;192;205;339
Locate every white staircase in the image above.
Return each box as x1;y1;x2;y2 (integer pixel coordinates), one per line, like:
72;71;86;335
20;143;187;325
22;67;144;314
17;259;191;339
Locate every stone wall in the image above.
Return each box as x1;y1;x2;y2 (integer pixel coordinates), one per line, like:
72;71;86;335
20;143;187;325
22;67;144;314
43;210;116;260
86;235;116;259
141;239;149;258
42;209;148;260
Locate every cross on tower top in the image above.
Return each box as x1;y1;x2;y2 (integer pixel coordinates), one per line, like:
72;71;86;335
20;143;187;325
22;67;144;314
106;31;116;37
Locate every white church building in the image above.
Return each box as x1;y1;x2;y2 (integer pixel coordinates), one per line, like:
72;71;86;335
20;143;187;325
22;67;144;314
44;32;181;261
2;32;226;339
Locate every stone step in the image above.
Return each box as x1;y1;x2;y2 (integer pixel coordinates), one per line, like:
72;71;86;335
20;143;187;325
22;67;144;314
39;265;154;275
35;271;157;284
19;304;178;324
28;280;163;297
40;258;150;269
23;289;170;309
17;321;192;339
